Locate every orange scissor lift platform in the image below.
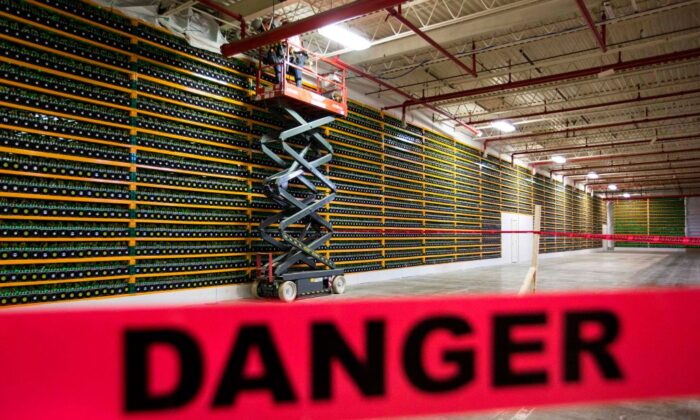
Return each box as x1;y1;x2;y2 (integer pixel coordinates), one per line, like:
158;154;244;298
253;43;348;117
255;83;347;117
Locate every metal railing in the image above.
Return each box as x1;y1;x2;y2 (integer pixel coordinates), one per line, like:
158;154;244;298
255;42;347;106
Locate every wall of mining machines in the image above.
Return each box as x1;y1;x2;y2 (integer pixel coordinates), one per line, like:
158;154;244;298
0;0;607;306
614;198;686;248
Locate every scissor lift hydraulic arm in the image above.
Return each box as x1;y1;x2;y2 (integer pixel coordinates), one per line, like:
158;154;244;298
250;44;347;301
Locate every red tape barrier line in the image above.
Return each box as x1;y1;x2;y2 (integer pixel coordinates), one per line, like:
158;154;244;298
1;288;700;419
540;231;700;246
335;229;700;246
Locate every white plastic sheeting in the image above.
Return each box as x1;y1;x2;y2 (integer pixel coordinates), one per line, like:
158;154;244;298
92;0;161;24
182;11;227;54
94;0;228;54
158;3;190;39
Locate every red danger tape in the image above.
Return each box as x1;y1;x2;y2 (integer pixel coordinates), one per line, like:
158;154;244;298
335;229;700;246
1;288;700;419
540;231;700;246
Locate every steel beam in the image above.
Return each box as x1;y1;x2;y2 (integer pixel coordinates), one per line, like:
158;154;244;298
605;193;700;200
332;58;479;135
221;0;403;56
617;185;700;192
585;174;700;187
383;47;700;110
575;171;700;186
475;88;700;127
385;7;477;77
587;177;700;189
485;112;700;148
574;0;607;52
568;164;700;180
512;134;700;161
551;157;700;174
532;146;700;167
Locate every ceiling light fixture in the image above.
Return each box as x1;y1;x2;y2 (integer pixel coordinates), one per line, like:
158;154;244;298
551;155;567;164
622;192;631;198
608;184;618;191
587;171;599;179
318;24;370;51
490;120;516;133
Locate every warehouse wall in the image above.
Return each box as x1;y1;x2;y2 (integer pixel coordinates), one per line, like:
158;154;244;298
614;198;686;248
0;0;605;306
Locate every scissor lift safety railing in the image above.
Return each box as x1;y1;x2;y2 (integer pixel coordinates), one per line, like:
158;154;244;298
254;43;348;117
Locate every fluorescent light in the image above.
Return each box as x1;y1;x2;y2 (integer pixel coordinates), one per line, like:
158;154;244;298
318;24;370;51
490;120;516;133
586;171;599;179
622;192;631;198
551;155;567;164
608;184;618;191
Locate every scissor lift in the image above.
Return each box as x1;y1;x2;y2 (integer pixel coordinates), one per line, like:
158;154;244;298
250;43;347;302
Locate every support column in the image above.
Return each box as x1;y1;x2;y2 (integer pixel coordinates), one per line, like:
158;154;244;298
606;200;615;251
519;205;541;295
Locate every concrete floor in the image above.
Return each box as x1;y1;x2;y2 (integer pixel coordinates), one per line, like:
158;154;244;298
332;249;700;299
328;249;700;419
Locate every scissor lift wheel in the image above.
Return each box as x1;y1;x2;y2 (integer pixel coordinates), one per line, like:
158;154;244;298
277;281;297;303
251;278;262;298
331;275;346;294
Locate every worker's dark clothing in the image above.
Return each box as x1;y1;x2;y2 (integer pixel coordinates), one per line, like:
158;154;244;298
266;43;306;87
290;52;306;87
266;44;284;85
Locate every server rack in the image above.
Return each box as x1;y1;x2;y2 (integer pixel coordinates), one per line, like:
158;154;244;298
614;198;685;248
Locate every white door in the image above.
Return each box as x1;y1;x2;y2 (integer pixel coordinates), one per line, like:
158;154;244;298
511;218;519;263
501;212;534;264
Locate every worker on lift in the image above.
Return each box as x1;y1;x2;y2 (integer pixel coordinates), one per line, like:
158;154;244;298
252;17;307;88
251;17;283;85
283;19;307;88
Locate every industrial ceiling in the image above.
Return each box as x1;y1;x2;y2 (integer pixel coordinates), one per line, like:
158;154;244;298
188;0;700;198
